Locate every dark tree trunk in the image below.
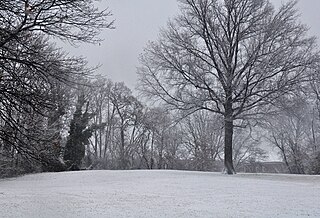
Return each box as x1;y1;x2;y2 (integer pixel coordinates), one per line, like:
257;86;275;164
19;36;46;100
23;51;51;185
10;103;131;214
120;127;126;170
158;151;163;169
224;118;235;174
224;96;236;174
279;146;292;174
94;130;98;158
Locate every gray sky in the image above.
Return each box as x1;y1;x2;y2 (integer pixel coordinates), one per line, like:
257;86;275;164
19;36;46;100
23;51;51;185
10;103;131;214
67;0;320;90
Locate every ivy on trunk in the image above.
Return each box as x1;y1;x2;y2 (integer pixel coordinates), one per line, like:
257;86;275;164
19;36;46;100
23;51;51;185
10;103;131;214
64;94;94;170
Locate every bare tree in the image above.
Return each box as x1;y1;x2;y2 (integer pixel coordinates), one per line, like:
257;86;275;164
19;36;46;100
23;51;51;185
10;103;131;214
1;0;113;117
0;35;82;161
0;0;113;47
109;82;143;169
183;111;223;171
265;93;318;174
0;0;113;174
232;127;267;170
138;0;318;174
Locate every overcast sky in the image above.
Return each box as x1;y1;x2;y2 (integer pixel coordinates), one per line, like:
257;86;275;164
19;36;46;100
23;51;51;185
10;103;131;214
67;0;320;90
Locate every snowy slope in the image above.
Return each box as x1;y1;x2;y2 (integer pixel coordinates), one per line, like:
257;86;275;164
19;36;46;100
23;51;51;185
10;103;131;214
0;170;319;218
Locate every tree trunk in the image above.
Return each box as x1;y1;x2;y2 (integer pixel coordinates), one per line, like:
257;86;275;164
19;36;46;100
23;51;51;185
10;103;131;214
99;106;102;159
224;97;236;174
120;127;126;170
158;150;163;169
94;130;98;158
150;131;155;169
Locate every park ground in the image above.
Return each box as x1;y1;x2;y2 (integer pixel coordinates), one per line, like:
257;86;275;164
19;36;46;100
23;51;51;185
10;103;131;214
0;170;319;218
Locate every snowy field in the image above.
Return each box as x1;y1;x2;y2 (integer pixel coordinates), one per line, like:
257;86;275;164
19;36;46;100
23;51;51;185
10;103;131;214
0;170;319;218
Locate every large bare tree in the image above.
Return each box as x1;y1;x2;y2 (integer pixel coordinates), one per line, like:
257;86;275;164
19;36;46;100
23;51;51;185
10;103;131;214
138;0;319;174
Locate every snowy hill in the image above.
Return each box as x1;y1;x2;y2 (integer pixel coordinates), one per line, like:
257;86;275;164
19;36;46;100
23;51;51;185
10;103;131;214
0;170;319;218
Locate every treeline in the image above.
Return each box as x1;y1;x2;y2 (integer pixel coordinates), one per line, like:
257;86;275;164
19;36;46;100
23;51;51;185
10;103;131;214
2;72;320;177
71;79;320;175
0;0;113;177
81;81;266;171
0;75;267;175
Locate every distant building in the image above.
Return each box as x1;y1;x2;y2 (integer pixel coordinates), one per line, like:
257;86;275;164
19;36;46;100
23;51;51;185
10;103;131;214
237;162;288;174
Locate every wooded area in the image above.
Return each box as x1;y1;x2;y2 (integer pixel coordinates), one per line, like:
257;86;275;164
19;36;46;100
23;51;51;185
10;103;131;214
1;0;320;177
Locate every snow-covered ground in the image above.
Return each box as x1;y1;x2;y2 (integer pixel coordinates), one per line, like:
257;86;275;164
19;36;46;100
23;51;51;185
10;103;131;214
0;170;319;218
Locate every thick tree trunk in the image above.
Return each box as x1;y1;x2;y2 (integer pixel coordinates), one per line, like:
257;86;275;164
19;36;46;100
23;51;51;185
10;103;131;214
224;117;235;174
224;97;236;174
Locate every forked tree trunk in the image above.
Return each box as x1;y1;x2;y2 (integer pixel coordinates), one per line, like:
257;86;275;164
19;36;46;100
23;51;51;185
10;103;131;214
224;97;236;174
